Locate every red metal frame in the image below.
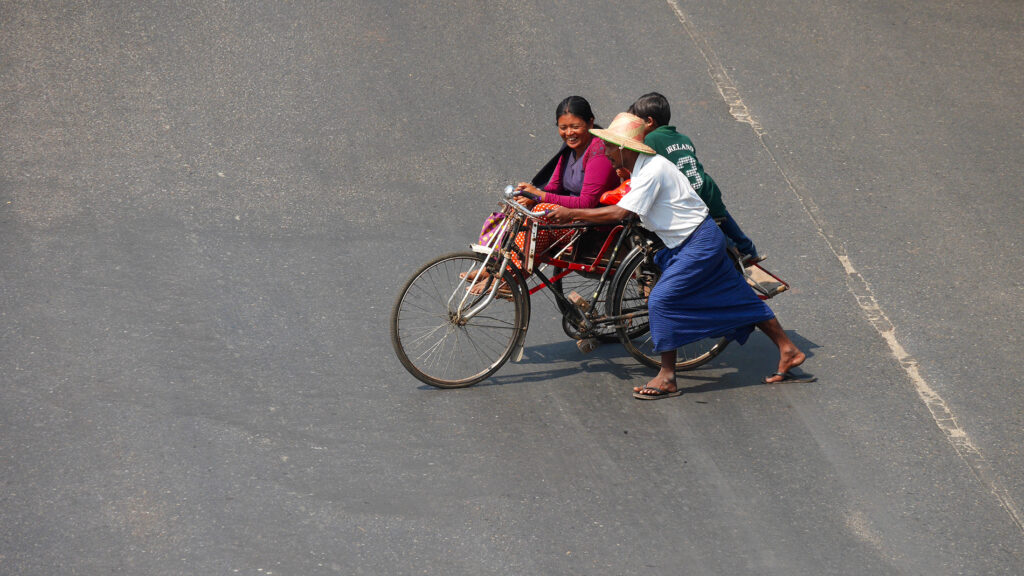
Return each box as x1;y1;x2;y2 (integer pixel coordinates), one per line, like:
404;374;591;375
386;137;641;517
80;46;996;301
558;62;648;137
748;264;790;301
527;224;625;296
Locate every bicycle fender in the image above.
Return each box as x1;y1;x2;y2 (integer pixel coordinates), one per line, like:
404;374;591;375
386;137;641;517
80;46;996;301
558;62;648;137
503;261;532;362
608;246;647;295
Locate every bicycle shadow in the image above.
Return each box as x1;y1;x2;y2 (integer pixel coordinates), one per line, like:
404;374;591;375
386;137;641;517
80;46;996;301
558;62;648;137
466;329;822;393
410;340;636;391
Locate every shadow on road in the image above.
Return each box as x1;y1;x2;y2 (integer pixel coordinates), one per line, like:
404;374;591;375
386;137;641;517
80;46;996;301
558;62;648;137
419;330;822;394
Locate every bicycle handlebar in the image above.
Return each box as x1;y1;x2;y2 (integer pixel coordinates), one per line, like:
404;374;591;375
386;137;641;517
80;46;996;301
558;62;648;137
512;186;541;202
502;185;550;219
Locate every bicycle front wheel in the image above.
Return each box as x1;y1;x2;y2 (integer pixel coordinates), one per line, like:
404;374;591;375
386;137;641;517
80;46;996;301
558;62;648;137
609;251;729;370
391;252;527;388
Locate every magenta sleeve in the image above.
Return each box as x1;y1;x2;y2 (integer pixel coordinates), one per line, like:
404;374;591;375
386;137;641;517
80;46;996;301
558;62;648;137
542;150;619;209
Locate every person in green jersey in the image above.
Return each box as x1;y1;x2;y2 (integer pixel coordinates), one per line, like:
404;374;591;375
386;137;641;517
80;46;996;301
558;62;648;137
628;92;762;264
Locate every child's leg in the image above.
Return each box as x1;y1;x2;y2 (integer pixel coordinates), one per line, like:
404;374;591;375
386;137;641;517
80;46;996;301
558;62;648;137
718;210;758;258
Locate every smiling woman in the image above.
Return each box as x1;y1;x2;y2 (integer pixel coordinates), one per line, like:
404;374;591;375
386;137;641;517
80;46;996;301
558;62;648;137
470;96;622;278
514;96;620;206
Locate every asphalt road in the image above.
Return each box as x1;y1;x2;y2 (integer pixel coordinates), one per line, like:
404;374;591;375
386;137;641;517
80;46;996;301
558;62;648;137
2;1;1022;574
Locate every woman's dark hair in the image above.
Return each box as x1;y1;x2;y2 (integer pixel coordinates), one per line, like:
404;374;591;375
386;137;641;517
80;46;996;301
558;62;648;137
555;95;595;123
628;92;671;127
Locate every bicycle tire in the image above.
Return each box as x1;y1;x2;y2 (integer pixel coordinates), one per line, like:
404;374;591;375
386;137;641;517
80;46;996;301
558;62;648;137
391;252;528;388
608;249;729;370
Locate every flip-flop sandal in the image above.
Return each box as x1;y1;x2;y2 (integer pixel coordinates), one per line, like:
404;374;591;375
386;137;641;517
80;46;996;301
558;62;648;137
632;385;684;400
762;371;817;384
469;280;513;299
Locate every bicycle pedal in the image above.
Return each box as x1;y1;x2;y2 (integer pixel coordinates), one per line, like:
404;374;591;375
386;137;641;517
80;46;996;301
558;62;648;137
568;291;590;312
576;337;599;354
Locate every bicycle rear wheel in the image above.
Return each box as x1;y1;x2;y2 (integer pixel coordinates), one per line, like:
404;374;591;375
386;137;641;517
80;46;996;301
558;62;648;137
391;252;527;388
609;251;729;370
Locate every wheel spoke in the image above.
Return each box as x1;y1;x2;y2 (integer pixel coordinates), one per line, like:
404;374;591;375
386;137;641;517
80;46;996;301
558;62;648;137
392;253;524;388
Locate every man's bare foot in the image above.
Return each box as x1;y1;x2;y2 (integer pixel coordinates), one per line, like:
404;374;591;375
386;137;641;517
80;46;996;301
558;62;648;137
764;348;806;383
633;375;677;396
632;375;683;400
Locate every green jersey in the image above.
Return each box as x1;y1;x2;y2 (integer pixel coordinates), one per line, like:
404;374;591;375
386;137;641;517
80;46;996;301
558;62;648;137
644;125;726;218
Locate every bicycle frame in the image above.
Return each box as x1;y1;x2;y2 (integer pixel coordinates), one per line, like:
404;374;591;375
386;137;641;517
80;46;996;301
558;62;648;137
462;188;652;335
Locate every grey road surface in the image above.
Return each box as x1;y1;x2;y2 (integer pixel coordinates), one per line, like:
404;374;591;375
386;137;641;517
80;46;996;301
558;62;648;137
2;1;1022;574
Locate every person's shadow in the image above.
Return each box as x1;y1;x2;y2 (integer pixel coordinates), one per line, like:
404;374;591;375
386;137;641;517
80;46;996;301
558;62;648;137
440;329;821;393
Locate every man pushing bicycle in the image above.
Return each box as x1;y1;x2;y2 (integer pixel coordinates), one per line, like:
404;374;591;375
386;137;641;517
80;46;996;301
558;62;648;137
544;113;814;399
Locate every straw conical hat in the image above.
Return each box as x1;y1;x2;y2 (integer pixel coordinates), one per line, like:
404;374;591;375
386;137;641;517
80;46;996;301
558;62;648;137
589;112;655;155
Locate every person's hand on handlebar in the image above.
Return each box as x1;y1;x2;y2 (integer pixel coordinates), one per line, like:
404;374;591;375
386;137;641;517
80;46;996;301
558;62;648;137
514;182;545;207
544;204;574;225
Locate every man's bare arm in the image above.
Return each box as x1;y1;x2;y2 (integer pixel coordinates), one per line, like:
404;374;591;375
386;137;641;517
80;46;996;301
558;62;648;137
547;204;632;225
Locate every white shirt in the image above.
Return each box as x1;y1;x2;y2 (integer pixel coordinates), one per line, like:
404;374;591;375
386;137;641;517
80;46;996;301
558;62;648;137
616;154;709;249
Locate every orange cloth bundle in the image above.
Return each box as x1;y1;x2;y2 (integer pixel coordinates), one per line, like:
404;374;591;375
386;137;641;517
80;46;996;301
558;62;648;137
599;179;631;205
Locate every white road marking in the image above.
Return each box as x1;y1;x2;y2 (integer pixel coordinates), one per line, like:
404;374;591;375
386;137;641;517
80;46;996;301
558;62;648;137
666;0;1023;534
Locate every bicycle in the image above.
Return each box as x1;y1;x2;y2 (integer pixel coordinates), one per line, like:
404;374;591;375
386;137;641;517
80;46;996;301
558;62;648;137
390;186;788;388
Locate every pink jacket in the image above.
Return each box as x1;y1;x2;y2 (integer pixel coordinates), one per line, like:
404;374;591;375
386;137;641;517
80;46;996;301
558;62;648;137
543;137;620;209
